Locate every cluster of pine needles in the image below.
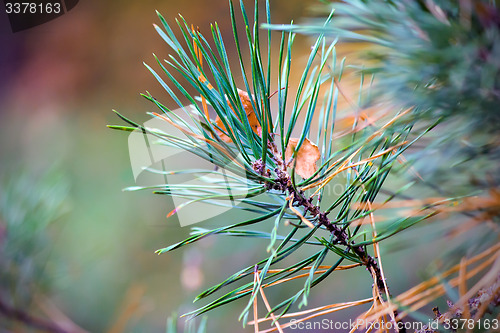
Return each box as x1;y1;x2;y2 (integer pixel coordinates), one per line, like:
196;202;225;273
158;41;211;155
110;0;500;332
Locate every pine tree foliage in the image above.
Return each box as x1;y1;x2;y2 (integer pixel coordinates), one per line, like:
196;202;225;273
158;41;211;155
110;0;500;331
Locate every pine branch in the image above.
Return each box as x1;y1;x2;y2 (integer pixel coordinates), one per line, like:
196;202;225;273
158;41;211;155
0;296;68;333
109;0;458;328
254;138;407;332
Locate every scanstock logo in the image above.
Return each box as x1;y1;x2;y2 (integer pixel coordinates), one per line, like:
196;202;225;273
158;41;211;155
127;108;253;227
5;0;79;32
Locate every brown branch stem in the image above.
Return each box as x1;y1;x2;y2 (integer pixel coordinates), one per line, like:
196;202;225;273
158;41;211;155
253;139;406;332
0;296;68;333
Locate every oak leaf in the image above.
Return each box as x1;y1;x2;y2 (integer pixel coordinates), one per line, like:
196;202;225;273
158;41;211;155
285;138;321;179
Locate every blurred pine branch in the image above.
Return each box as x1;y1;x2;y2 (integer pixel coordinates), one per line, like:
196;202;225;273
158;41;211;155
0;169;71;331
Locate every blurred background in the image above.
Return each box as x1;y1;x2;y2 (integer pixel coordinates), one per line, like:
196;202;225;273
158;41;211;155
1;1;491;332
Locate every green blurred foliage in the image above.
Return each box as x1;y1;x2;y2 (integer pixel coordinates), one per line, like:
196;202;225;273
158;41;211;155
324;0;500;133
0;169;68;310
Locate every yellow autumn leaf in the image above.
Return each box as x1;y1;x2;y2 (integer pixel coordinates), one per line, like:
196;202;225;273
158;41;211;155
285;138;321;179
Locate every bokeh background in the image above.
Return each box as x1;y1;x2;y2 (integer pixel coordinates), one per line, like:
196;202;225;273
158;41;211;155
0;1;456;332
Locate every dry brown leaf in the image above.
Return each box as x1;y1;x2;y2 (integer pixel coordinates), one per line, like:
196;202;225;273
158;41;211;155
211;89;320;180
285;138;321;179
214;89;261;142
